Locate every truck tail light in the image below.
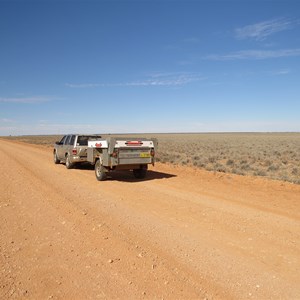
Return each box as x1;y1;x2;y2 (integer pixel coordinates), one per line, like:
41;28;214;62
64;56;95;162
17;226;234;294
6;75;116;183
150;149;155;157
72;149;77;155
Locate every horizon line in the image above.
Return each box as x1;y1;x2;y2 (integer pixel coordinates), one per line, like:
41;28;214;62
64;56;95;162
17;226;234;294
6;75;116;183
1;131;300;137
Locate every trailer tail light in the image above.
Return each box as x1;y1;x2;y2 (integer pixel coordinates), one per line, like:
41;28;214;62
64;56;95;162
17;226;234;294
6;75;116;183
150;149;155;157
125;141;143;146
72;149;77;155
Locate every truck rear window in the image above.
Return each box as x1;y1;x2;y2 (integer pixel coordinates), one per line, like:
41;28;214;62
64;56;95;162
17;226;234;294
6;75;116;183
77;136;101;146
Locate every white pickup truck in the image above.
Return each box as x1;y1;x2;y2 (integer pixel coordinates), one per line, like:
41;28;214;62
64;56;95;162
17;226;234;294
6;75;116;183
87;136;158;181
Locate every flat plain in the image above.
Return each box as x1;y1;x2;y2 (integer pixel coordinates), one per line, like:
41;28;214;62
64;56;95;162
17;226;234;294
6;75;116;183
0;137;300;299
4;132;300;184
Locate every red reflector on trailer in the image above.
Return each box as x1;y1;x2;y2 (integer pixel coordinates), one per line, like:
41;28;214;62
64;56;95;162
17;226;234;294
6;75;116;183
125;141;143;146
72;149;77;155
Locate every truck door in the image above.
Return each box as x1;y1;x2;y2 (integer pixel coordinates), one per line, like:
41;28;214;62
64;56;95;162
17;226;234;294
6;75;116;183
63;135;72;157
58;135;71;159
56;135;67;159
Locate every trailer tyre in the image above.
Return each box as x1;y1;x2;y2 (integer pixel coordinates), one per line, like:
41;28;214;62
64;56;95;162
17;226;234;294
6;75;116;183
133;166;148;179
53;151;60;164
95;159;107;181
65;154;74;169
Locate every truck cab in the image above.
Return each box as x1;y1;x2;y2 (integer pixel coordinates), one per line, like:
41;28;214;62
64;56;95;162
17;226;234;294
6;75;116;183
53;134;102;169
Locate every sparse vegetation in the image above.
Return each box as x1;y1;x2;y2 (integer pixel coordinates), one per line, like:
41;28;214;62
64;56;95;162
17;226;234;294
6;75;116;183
2;132;300;184
154;133;300;184
3;135;62;146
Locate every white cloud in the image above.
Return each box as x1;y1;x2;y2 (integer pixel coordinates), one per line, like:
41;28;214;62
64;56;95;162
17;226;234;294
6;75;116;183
205;48;300;60
0;122;149;136
65;83;103;88
0;118;14;123
1;119;299;136
126;73;203;86
0;96;51;104
189;121;300;133
235;18;294;40
270;69;291;75
66;73;205;88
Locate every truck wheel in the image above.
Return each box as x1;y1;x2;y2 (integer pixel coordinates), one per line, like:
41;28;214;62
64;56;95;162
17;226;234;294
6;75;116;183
133;166;147;179
53;151;60;164
65;154;74;169
95;159;107;181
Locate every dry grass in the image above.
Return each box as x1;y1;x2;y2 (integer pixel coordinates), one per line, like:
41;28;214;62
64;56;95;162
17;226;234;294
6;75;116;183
154;133;300;184
2;133;300;184
2;135;63;147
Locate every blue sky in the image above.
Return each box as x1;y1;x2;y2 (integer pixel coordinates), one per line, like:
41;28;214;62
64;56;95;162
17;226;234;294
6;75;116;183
1;0;300;135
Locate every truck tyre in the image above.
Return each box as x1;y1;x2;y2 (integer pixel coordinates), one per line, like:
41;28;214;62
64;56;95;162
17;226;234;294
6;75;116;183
133;166;147;179
53;151;60;164
95;159;107;181
65;154;74;169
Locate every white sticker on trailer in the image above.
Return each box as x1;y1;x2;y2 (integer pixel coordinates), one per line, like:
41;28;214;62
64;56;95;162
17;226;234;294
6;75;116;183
88;140;108;148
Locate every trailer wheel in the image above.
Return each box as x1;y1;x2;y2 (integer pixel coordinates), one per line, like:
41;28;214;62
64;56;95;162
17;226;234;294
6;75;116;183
133;165;148;179
95;159;107;181
65;154;74;169
53;151;60;164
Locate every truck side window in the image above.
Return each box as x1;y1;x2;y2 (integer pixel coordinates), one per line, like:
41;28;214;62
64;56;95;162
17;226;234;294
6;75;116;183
70;135;75;146
60;136;67;144
64;135;71;145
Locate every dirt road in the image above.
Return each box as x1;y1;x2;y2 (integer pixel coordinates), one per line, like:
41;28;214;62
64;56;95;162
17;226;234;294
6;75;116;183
0;139;299;299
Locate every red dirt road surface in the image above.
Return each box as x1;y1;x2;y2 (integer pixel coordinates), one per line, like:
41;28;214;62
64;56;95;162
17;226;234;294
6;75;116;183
1;139;300;299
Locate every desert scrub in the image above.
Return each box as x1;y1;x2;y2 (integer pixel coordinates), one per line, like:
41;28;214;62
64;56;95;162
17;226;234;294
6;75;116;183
2;135;62;146
2;132;300;184
152;132;300;184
